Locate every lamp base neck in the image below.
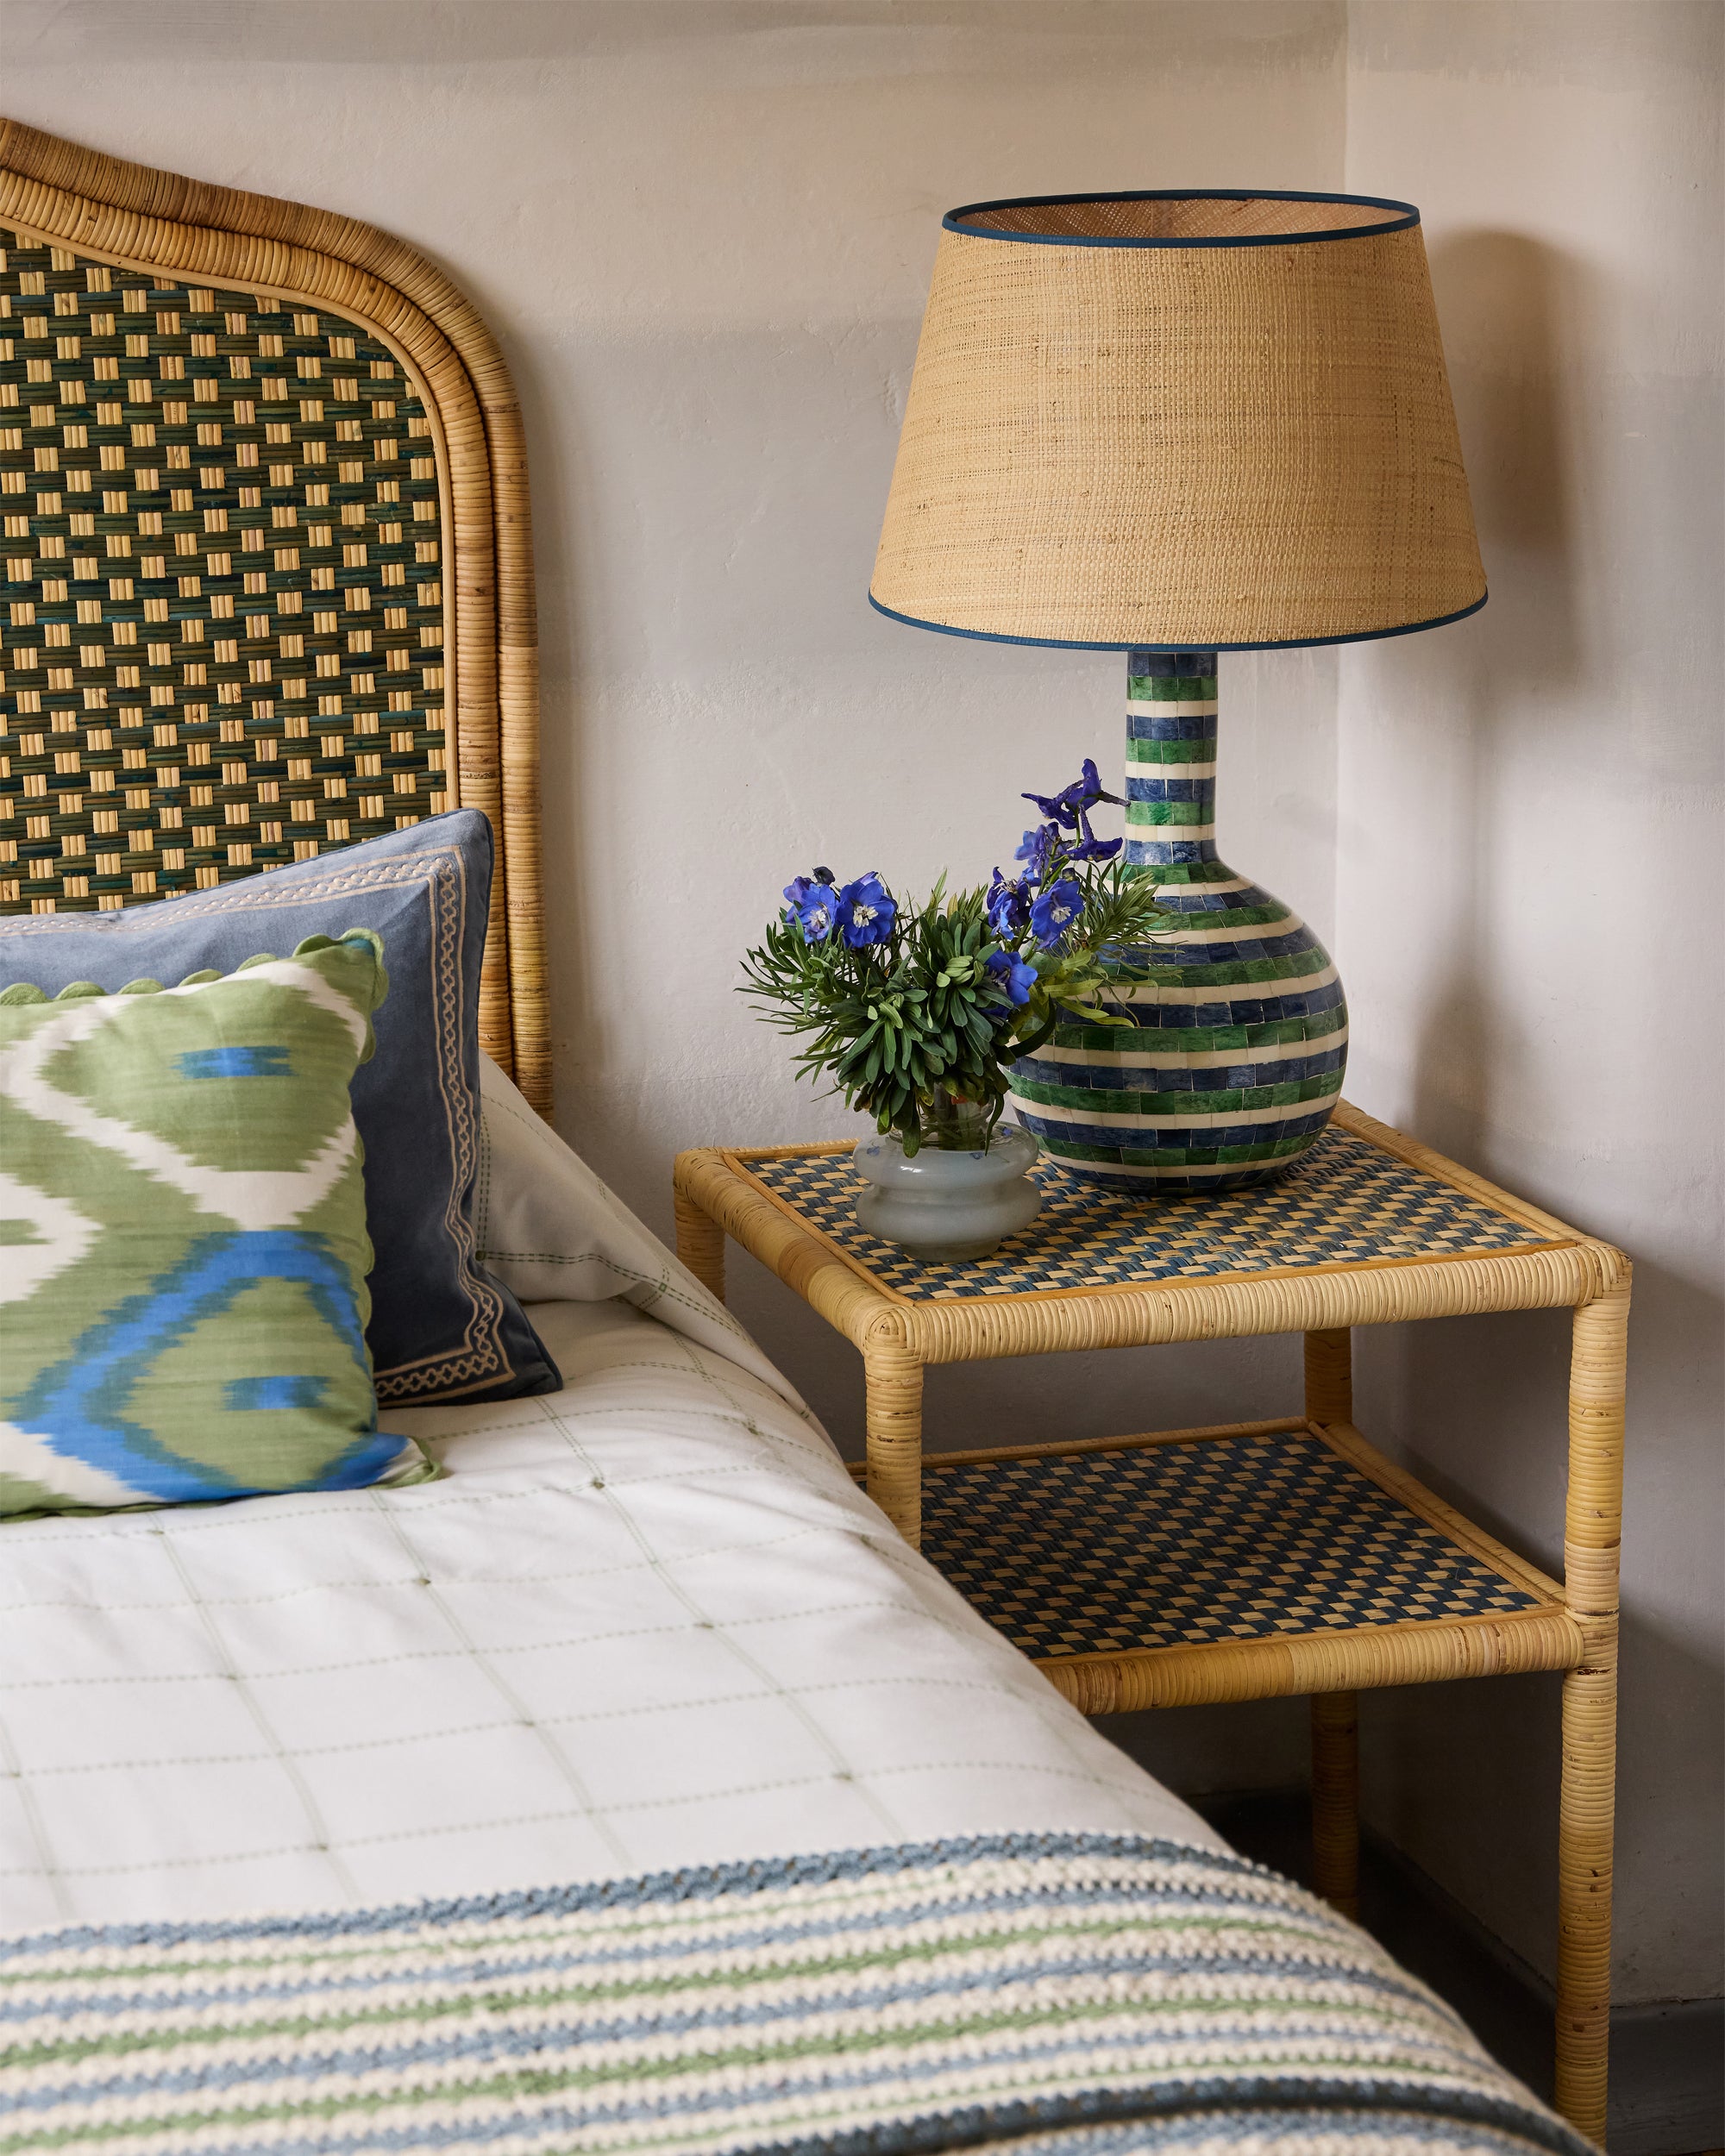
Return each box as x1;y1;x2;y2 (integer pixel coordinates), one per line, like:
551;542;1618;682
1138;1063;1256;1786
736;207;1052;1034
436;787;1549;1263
1002;645;1349;1194
1124;648;1219;880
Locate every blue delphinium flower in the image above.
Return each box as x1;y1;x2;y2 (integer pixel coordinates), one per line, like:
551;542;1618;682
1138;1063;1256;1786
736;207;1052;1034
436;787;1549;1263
1021;785;1080;833
1025;758;1124;830
983;948;1037;1009
1025;760;1124;866
788;877;840;943
985;868;1032;939
1066;817;1123;863
1030;875;1084;950
1018;824;1057;884
836;872;896;949
1074;756;1124;808
1014;822;1065;882
783;868;839;929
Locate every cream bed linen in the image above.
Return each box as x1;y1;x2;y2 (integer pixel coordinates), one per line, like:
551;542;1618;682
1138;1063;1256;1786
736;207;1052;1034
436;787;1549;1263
1;1296;1218;1928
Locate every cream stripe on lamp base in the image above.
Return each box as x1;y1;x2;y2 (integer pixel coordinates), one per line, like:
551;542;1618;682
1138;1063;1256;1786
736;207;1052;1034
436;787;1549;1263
1007;649;1346;1190
870;190;1484;1194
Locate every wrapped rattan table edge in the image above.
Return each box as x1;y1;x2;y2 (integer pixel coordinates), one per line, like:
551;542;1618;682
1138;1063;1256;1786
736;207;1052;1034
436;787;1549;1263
841;1413;1582;1708
672;1124;1624;1365
1034;1606;1587;1714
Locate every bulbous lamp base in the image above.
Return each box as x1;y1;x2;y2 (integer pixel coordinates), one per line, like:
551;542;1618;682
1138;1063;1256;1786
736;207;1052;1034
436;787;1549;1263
1007;649;1348;1195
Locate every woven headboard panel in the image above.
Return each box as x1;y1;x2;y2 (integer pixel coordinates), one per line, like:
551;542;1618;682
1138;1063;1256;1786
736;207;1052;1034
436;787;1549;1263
0;120;548;1111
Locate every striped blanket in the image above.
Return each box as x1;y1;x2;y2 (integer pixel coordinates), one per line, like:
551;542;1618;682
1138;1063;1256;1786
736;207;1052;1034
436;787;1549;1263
3;1834;1591;2156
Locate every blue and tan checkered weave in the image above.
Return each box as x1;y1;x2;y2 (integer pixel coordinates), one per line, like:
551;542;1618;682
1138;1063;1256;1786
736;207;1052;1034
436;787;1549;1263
2;1834;1589;2156
1;229;448;912
920;1431;1545;1661
742;1123;1555;1301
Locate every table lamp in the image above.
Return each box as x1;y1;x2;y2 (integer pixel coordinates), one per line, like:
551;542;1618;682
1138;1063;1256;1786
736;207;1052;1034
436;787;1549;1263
870;191;1485;1193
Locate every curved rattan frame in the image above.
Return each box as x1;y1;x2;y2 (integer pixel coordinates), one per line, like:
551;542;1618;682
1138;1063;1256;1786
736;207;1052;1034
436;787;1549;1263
0;118;549;1110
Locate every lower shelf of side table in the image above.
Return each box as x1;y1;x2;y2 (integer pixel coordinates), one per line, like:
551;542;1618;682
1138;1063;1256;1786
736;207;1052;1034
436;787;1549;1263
850;1418;1584;1716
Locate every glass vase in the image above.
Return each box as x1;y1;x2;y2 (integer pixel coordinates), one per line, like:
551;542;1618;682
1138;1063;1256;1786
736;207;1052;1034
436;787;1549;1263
852;1095;1042;1262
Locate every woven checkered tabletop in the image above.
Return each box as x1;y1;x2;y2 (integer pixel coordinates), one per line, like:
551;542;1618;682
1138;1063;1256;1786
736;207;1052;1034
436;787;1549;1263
736;1113;1573;1300
904;1418;1574;1712
678;1102;1620;1363
674;1100;1630;2132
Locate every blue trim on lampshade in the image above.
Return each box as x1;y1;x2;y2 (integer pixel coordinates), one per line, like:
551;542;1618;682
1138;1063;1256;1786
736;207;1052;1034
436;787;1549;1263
943;188;1421;249
867;589;1488;654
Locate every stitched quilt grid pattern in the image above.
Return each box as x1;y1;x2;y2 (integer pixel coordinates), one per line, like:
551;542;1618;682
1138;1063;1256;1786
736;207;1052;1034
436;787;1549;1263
0;1307;1207;1929
742;1124;1555;1300
0;229;448;912
920;1431;1546;1663
3;1837;1588;2156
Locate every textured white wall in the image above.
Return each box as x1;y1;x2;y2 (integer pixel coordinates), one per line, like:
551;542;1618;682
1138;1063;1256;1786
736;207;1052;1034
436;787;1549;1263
1339;1;1723;2006
6;0;1718;2007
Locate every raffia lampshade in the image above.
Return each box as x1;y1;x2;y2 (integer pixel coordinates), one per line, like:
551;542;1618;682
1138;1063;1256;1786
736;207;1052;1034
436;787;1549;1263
870;191;1485;649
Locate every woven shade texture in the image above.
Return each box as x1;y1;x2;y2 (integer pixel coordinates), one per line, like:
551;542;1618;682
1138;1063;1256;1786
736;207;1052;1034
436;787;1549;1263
1;231;447;912
871;191;1485;650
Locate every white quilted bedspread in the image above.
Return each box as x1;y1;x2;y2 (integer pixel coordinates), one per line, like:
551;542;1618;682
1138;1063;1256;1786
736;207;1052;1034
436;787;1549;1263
0;1299;1217;1928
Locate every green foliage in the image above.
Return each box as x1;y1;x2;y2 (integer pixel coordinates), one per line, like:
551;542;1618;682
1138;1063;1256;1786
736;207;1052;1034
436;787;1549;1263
740;862;1172;1155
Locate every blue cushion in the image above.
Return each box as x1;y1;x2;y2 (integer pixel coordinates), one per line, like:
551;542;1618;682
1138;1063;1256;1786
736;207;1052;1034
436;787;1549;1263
0;812;559;1406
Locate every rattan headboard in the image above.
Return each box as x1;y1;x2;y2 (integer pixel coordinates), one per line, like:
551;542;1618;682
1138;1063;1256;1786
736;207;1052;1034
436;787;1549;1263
0;120;548;1111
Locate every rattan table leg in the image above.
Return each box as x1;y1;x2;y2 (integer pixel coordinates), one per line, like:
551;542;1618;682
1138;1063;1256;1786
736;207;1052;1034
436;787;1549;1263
1304;1327;1352;1425
1303;1329;1362;1919
1557;1656;1616;2140
674;1188;727;1304
1311;1690;1361;1919
864;1340;924;1550
1553;1282;1629;2140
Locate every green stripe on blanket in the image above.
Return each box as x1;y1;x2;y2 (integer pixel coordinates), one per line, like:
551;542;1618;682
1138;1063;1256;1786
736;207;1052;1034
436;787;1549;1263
0;1835;1593;2156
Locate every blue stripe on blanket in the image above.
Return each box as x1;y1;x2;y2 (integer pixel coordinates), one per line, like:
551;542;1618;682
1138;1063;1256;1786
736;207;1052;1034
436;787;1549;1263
0;1833;1594;2156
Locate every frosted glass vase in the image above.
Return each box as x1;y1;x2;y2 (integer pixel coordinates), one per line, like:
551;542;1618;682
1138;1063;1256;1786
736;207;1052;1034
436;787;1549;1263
852;1115;1042;1261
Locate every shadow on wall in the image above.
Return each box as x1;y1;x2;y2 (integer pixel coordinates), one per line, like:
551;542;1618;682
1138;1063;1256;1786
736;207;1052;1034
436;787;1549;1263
1404;229;1587;1171
503;307;604;1125
1373;1257;1725;1983
1350;226;1725;2003
1389;216;1725;1506
1428;231;1583;686
1359;1576;1725;2002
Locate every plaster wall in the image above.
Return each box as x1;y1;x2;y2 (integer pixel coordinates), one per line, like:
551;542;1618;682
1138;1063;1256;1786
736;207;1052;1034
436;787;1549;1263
1338;1;1724;2006
4;0;1718;2009
3;0;1350;1801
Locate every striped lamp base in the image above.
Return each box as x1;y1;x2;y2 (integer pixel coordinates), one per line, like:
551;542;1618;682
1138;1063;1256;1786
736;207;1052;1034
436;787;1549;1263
1007;649;1347;1194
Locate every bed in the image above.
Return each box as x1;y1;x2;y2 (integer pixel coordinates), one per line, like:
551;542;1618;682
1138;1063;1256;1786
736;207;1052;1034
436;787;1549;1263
0;122;1591;2154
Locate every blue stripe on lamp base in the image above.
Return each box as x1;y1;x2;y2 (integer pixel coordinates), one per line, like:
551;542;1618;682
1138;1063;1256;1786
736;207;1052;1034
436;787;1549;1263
1009;649;1347;1196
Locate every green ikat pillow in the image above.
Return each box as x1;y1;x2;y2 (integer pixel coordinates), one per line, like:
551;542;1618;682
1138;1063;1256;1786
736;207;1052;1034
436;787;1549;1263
0;931;436;1517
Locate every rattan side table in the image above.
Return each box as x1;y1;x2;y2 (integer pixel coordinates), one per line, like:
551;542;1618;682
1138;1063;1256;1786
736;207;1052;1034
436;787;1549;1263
674;1101;1628;2140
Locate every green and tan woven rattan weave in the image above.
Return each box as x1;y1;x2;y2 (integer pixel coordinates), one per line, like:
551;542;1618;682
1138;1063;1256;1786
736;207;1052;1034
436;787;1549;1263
0;120;549;1106
674;1100;1629;2142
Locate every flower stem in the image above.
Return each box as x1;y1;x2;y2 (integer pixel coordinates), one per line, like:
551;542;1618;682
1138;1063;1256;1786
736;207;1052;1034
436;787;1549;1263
921;1086;994;1151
